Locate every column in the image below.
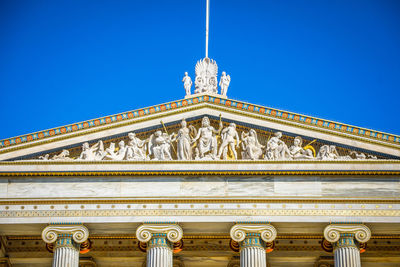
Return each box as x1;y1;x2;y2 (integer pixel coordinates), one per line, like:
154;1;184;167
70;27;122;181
42;223;89;267
230;223;277;267
323;224;371;267
136;223;183;267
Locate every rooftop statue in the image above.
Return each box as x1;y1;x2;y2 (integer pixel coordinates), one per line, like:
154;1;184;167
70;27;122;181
219;71;231;96
195;58;218;94
182;72;192;96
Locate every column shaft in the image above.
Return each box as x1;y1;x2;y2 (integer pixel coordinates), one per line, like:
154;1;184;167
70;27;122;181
52;237;80;267
240;246;266;267
334;246;361;267
147;246;173;267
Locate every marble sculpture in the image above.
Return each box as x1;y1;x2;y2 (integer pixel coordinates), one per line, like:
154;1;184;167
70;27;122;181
38;116;379;161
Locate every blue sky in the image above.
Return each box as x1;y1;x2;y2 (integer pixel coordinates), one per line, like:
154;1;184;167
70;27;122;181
1;0;399;139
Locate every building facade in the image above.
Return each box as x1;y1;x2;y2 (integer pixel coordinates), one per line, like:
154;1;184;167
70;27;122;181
0;67;399;266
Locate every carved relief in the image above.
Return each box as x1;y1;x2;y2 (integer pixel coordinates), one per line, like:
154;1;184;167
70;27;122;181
34;116;381;162
136;224;183;243
323;224;371;244
42;224;89;244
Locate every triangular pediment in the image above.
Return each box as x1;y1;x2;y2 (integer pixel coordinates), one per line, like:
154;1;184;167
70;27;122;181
0;94;399;163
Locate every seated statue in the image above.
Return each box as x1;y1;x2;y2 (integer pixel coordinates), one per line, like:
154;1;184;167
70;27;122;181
264;132;291;160
149;130;172;160
78;142;98;160
241;129;264;160
126;132;148;160
317;145;350;160
104;141;127;160
191;116;222;160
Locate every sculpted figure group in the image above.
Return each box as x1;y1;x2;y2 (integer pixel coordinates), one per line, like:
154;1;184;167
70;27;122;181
39;116;378;161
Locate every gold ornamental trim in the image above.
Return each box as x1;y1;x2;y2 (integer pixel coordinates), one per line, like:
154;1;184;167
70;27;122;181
6;233;400;240
1;102;400;156
1;171;400;177
1;208;399;218
1;159;400;165
1;198;399;205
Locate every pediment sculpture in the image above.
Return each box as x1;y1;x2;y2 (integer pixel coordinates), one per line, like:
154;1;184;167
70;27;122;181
32;116;381;162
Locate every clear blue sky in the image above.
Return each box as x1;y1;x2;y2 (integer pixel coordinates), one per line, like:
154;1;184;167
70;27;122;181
1;0;399;140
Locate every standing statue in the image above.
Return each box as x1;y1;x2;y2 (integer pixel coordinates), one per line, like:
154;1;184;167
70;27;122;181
241;129;264;160
192;116;222;160
171;119;193;160
182;72;193;96
148;130;173;160
217;123;240;160
126;132;148;160
219;71;231;96
289;136;314;159
264;132;291;160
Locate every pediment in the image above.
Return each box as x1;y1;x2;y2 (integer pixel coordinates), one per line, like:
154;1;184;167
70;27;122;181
0;94;399;165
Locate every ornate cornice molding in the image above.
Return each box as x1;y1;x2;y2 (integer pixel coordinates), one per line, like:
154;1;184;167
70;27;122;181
230;223;277;243
323;224;371;243
41;224;89;244
1;170;399;177
1;94;400;153
136;224;183;243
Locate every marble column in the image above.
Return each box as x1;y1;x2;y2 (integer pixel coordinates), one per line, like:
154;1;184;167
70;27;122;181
42;223;89;267
323;224;371;267
230;223;277;267
136;223;183;267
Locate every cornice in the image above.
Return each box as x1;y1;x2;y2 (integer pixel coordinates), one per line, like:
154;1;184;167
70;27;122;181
1;95;399;154
1;198;399;205
7;233;400;240
0;170;399;177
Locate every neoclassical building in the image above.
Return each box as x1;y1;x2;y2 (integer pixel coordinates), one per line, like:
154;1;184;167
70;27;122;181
0;58;399;267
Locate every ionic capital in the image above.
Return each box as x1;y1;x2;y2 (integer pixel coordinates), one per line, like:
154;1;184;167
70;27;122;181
136;223;183;243
323;224;371;243
230;223;277;243
42;224;89;244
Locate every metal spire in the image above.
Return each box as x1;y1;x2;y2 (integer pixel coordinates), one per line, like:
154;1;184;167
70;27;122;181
205;0;209;58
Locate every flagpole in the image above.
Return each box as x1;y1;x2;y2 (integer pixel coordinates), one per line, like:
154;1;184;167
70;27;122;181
205;0;209;58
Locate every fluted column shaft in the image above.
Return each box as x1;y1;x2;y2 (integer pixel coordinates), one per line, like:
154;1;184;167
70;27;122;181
240;235;267;267
333;236;361;267
52;234;80;267
146;235;173;267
